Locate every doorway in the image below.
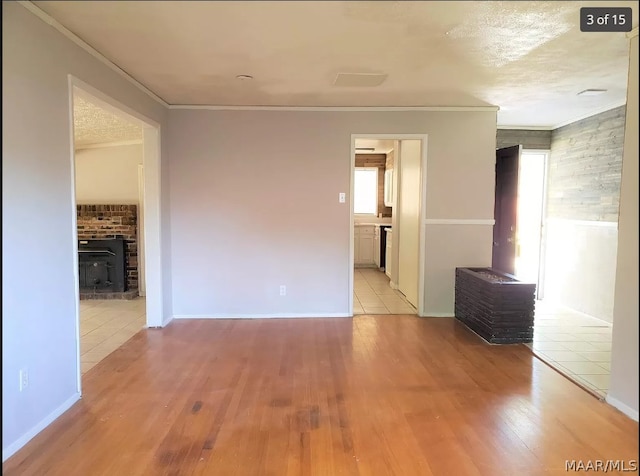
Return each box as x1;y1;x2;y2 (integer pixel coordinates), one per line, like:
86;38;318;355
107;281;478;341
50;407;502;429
493;146;613;398
492;146;548;295
350;134;427;317
68;77;162;391
515;151;548;294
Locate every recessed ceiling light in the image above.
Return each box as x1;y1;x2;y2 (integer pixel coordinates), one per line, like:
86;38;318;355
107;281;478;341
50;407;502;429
577;89;607;96
236;75;253;80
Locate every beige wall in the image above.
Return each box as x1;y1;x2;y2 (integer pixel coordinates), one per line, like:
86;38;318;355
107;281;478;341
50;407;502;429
75;144;143;204
167;110;496;317
609;33;639;420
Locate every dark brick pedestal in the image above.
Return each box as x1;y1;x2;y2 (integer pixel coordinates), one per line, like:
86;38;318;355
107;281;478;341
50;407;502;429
455;267;536;344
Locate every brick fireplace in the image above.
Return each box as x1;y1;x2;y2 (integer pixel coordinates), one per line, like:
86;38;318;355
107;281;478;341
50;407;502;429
77;205;139;298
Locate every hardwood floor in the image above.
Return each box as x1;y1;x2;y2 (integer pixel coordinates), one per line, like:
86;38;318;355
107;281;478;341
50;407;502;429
4;316;638;475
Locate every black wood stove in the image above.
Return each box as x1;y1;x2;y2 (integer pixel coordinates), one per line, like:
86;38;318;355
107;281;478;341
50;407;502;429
78;237;127;293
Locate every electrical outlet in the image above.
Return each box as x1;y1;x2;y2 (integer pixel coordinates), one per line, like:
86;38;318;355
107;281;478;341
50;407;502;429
279;285;287;296
19;369;28;392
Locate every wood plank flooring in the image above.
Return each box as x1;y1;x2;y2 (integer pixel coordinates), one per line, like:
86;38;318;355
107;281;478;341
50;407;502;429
4;316;638;475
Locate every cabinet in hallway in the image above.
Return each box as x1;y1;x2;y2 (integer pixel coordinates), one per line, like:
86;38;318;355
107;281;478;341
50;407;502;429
354;225;375;266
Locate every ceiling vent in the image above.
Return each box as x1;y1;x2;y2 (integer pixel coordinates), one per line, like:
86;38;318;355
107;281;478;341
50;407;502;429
334;73;388;87
577;89;607;96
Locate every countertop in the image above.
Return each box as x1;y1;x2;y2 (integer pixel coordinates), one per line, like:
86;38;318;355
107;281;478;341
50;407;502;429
355;222;392;227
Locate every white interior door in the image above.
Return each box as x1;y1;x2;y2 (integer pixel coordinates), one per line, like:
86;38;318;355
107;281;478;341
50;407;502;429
397;140;421;307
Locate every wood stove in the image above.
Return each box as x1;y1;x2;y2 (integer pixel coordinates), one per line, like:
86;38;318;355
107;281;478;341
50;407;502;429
78;237;127;293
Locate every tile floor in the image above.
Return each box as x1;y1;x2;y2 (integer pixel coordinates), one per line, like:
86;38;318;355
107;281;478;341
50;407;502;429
79;297;146;374
528;299;612;398
353;268;416;315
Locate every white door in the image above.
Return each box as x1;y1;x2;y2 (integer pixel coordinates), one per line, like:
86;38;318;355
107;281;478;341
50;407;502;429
397;140;421;307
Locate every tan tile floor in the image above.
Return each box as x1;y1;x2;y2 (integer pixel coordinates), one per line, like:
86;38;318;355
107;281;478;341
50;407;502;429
79;298;146;374
528;300;612;398
353;268;416;315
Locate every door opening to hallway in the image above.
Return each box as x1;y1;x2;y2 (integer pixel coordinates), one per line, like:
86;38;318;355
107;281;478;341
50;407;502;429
350;136;426;316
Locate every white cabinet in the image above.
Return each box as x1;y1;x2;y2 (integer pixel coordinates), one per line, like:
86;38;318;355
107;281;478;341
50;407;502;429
384;169;394;207
385;229;393;278
354;225;375;266
360;234;374;264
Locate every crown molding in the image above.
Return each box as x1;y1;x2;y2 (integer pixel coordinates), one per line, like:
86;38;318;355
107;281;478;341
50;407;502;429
18;1;169;108
551;100;627;129
627;27;638;39
496;125;554;131
167;104;500;112
498;100;628;131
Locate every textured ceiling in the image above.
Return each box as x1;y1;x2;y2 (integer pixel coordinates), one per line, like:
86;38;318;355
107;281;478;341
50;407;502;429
34;1;638;127
73;96;142;148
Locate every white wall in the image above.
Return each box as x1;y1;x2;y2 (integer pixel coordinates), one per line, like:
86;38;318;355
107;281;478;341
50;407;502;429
2;3;169;459
543;220;618;323
609;33;639;420
168;110;497;318
75;144;143;204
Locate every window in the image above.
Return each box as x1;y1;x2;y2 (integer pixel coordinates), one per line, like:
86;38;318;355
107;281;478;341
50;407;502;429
354;168;378;215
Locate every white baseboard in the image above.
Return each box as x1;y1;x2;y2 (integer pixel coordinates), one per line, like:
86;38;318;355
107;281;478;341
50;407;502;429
606;395;640;421
422;313;455;318
162;315;174;327
173;313;352;319
2;392;81;462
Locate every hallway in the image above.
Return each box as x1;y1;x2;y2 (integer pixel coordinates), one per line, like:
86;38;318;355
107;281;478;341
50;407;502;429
353;268;415;315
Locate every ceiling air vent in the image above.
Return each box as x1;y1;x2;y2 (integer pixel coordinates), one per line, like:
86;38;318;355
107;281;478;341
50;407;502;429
577;89;607;96
334;73;388;87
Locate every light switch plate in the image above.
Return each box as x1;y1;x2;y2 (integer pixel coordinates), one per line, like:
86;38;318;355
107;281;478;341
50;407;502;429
339;192;346;203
